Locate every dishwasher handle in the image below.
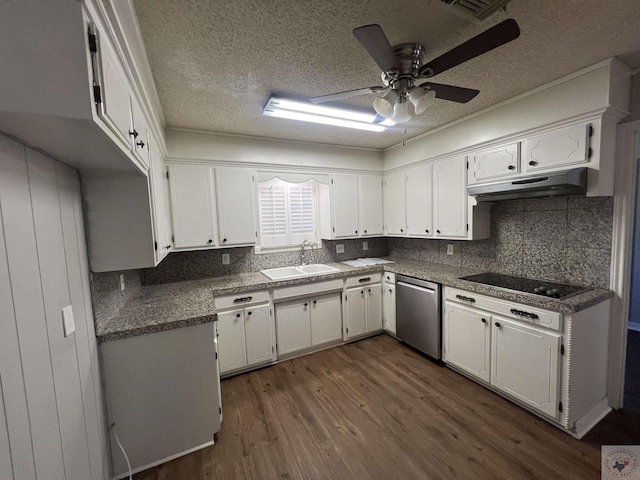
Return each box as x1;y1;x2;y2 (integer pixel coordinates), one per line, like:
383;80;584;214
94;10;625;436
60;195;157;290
397;281;436;294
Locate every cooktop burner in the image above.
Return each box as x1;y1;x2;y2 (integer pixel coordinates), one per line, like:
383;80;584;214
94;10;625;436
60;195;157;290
459;272;591;299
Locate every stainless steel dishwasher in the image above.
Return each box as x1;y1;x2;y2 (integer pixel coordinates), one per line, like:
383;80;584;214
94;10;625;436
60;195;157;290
395;275;441;360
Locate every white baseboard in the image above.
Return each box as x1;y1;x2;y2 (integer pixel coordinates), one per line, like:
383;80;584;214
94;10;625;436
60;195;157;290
628;322;640;332
572;397;612;439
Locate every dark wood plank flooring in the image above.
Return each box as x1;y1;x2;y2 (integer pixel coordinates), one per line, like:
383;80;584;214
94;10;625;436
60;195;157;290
624;329;640;415
135;335;640;480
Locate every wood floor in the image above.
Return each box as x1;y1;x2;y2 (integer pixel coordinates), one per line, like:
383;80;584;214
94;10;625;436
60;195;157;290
135;335;640;480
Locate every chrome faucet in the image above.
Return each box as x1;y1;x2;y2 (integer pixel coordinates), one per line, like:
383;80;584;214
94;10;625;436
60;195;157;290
300;239;312;265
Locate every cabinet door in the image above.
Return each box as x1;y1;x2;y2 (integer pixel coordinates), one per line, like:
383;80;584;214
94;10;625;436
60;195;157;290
433;156;467;238
384;171;406;235
491;316;561;418
471;142;520;183
359;175;383;236
168;164;217;248
148;137;171;264
406;165;432;237
99;38;132;146
383;283;396;335
130;97;150;169
310;293;342;346
244;303;273;366
332;174;360;237
215;168;256;246
523;123;589;172
443;302;490;382
217;309;247;374
365;283;383;332
275;300;311;355
344;288;366;339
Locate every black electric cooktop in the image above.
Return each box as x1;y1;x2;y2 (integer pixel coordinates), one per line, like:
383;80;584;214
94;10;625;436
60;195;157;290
459;272;591;299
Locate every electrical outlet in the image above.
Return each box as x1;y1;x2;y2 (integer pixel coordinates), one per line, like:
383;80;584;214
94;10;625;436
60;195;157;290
62;305;75;337
119;273;125;291
336;244;345;254
222;253;230;265
362;241;368;251
447;244;454;255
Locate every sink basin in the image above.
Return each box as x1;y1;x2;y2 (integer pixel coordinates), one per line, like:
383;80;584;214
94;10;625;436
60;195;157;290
260;264;340;280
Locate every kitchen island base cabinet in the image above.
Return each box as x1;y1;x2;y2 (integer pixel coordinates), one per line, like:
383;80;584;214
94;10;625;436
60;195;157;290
100;323;221;478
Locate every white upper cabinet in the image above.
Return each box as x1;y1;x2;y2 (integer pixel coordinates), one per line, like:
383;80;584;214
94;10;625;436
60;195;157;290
331;174;360;238
470;142;520;183
523;123;590;173
359;175;384;236
168;164;217;249
130;97;150;169
432;156;468;238
215;168;256;246
384;171;407;236
148;136;172;264
406;164;433;237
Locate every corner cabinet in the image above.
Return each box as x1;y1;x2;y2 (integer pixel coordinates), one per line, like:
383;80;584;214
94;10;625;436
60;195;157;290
168;164;257;250
319;173;383;239
384;155;488;240
443;287;611;438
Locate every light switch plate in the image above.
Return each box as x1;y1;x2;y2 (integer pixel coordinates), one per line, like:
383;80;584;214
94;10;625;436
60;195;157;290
336;244;345;254
222;253;230;265
62;305;75;337
447;244;454;255
362;241;368;251
119;273;125;291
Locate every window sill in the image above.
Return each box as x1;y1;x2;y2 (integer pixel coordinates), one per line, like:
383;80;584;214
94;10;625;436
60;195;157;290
254;242;323;255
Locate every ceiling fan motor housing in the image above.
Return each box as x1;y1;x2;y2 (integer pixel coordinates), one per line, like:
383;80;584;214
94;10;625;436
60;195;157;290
381;43;426;97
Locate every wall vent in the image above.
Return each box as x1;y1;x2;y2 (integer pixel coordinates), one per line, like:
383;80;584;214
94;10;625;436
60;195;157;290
439;0;514;22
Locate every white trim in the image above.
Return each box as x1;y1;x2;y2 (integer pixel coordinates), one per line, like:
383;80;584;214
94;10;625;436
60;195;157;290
113;440;214;479
609;119;640;408
254;242;324;255
571;397;612;440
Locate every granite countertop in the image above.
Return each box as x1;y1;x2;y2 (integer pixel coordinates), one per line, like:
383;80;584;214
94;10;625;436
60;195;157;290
96;258;613;343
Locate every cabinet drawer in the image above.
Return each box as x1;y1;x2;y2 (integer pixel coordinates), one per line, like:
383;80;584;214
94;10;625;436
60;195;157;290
215;290;270;310
446;287;561;331
272;279;344;301
345;273;382;288
383;272;395;284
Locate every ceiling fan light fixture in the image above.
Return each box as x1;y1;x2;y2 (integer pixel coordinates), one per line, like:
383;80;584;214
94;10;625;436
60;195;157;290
373;90;398;118
390;100;411;124
410;88;436;115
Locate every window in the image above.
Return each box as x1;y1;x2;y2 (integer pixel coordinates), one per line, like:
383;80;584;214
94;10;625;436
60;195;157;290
258;177;317;249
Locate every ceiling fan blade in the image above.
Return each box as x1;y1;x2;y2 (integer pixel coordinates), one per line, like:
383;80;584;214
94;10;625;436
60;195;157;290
310;86;386;104
353;24;400;72
419;18;520;77
420;82;479;103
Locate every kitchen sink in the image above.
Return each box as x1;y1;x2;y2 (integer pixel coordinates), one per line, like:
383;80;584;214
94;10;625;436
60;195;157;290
260;264;340;280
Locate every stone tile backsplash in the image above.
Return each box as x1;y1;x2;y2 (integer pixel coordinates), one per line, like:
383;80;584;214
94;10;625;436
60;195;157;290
91;196;613;294
388;195;613;288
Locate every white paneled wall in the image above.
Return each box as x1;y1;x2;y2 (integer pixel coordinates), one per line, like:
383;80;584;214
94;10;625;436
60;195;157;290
0;133;110;480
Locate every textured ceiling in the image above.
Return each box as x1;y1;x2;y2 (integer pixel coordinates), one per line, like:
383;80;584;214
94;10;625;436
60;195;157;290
133;0;640;150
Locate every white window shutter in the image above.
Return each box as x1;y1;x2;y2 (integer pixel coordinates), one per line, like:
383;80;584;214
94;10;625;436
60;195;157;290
288;181;316;245
258;178;288;246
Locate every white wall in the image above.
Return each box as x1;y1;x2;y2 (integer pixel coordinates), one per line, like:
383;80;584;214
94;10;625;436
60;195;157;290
0;133;110;480
166;129;383;172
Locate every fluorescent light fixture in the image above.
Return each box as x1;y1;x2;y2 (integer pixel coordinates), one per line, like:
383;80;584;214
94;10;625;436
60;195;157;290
263;95;388;132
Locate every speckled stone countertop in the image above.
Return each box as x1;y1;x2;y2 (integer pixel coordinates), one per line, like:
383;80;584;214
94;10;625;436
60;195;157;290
96;258;613;343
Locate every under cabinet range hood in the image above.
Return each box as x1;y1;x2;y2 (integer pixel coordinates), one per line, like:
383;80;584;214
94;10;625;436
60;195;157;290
467;167;587;202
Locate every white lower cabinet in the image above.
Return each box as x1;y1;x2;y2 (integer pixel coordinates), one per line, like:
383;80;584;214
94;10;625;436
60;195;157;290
276;293;342;355
443;302;490;382
383;275;396;335
217;302;274;375
491;316;561;418
344;280;383;340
